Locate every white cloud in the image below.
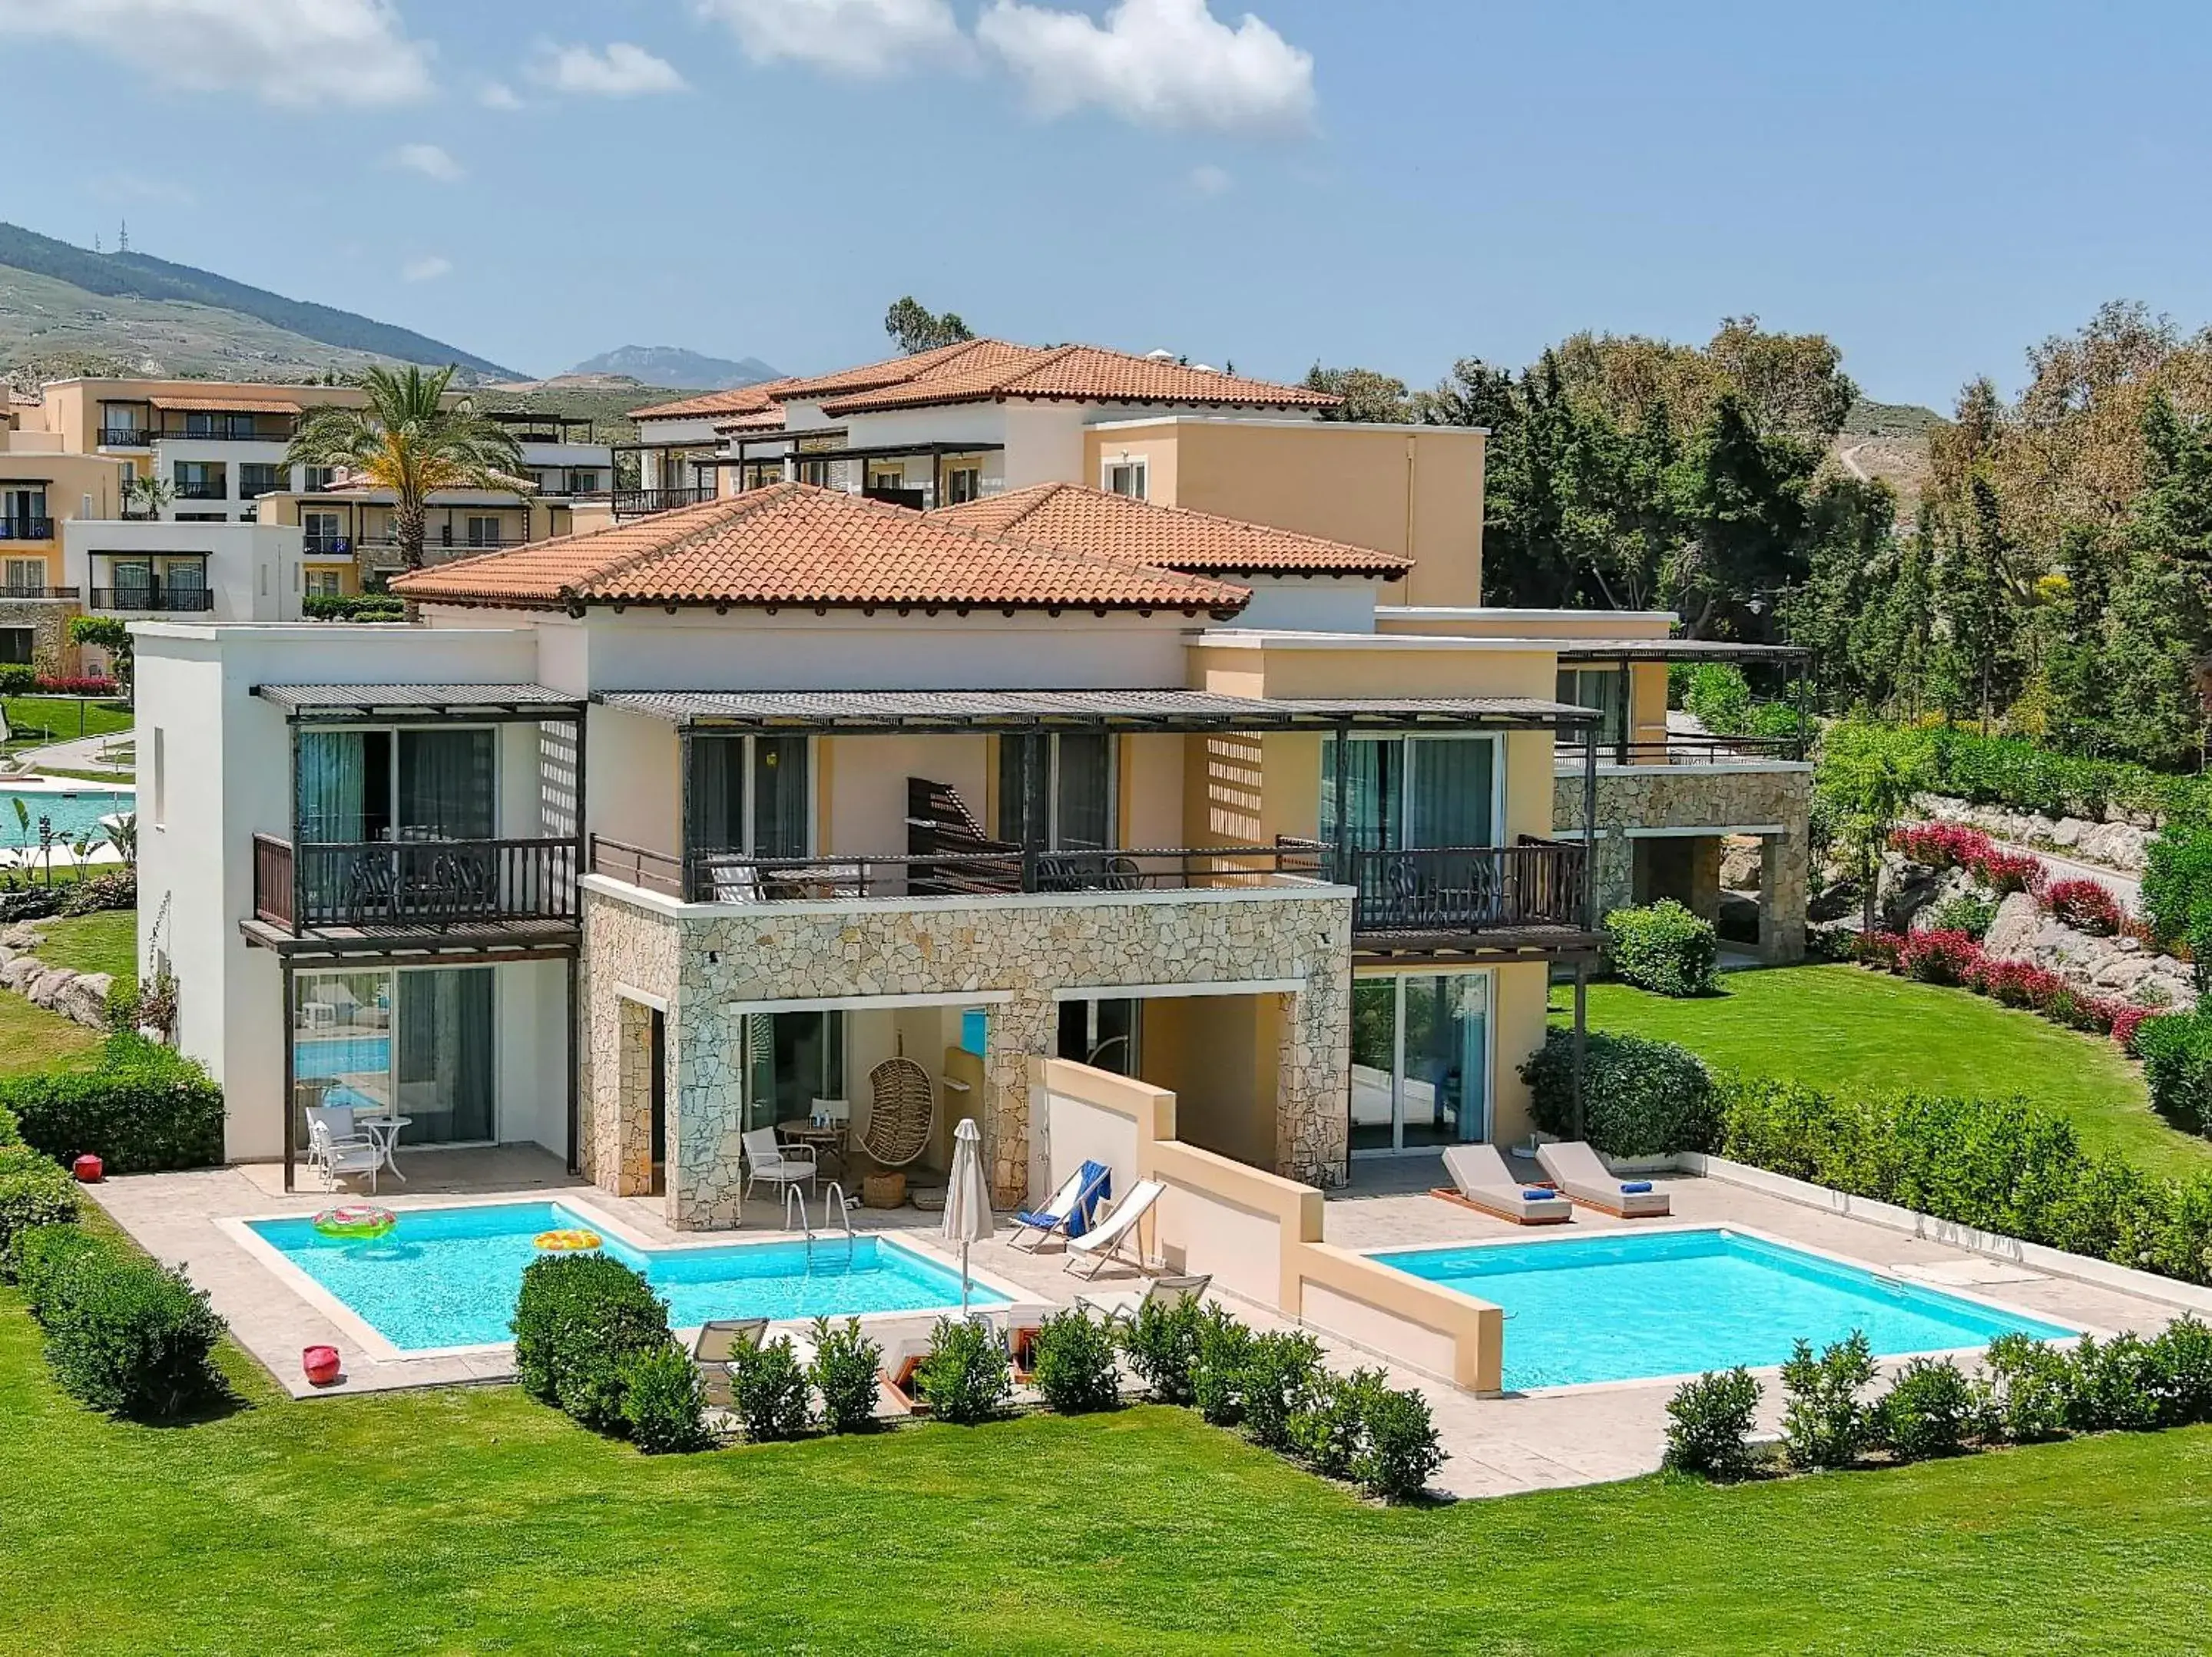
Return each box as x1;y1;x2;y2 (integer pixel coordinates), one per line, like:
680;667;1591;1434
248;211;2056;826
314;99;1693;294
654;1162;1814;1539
1187;162;1232;196
0;0;431;107
696;0;964;78
977;0;1313;134
478;80;523;111
390;143;462;184
528;40;688;97
401;254;452;283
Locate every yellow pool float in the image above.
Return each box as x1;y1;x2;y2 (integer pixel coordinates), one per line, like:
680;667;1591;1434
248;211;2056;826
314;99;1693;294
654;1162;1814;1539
535;1228;603;1252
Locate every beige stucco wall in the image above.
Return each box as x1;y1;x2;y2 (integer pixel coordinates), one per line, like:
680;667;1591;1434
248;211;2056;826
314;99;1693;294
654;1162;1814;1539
1376;608;1675;642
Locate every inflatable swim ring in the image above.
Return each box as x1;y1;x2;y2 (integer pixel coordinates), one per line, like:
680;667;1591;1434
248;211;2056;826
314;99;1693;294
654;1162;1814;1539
314;1204;396;1240
535;1228;603;1252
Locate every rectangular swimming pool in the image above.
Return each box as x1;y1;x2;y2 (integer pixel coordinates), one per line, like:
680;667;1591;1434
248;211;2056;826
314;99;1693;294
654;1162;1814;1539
247;1201;1007;1354
1369;1228;2075;1391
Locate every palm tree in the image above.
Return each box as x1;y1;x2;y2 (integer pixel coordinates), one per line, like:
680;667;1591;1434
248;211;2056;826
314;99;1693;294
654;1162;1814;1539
283;365;529;571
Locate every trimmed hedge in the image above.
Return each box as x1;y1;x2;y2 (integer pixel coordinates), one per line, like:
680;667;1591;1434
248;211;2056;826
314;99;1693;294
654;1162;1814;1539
511;1252;675;1435
1522;1027;1720;1157
18;1222;227;1418
1604;900;1719;997
2137;1010;2212;1136
0;1142;80;1271
0;1034;224;1173
302;594;406;622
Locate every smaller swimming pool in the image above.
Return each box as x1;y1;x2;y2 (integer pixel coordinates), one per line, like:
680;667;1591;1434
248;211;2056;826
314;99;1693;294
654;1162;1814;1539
247;1200;1007;1353
1371;1227;2075;1391
0;785;135;848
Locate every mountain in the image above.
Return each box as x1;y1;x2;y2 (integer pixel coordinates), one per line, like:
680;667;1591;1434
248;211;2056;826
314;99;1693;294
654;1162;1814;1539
0;220;519;385
1833;396;1943;520
565;346;783;390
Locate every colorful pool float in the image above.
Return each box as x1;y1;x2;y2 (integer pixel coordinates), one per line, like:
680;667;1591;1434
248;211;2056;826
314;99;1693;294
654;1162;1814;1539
314;1205;396;1240
535;1228;603;1252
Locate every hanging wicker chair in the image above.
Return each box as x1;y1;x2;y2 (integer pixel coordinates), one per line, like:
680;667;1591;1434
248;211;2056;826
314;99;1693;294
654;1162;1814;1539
862;1057;936;1168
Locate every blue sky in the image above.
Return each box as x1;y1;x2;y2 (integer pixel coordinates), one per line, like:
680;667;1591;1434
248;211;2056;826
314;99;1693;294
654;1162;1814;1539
3;0;2208;407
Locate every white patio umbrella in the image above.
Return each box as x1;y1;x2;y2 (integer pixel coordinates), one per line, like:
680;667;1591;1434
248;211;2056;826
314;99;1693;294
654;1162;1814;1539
942;1117;994;1314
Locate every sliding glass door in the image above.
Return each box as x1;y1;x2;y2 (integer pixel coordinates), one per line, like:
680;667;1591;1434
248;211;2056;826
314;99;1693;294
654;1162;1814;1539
1347;971;1492;1155
296;727;496;843
1321;734;1498;852
741;1010;844;1132
687;735;812;858
998;733;1115;851
292;964;495;1146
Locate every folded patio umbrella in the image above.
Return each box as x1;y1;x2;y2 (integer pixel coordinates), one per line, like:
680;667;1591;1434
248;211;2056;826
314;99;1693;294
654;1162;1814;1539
942;1118;994;1314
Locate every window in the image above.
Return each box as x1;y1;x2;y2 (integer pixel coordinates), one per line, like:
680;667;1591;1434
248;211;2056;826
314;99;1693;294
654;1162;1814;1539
464;515;502;547
295;727;498;844
565;469;601;494
174;513;227;522
685;735;812;860
740;1010;843;1133
3;486;48;529
304;568;343;598
1349;971;1492;1154
303;511;343;554
1555;667;1627;751
1102;458;1147;499
239;463;285;499
1058;997;1140;1074
303;467;338;492
98;403;144;443
3;558;44;595
1320;734;1498;852
293;965;495;1147
998;733;1115;851
944;465;982;505
151;728;166;828
0;627;31;666
172;461;227;500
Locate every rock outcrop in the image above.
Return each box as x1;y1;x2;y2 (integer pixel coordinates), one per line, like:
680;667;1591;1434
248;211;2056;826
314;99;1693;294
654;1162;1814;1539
1916;795;2151;872
0;923;118;1030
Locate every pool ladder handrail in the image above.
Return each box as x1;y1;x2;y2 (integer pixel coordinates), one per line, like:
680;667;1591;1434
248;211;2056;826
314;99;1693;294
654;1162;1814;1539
822;1181;856;1265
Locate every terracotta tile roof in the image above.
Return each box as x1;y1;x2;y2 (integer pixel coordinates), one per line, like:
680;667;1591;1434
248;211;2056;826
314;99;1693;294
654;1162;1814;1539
388;481;1250;615
930;483;1412;577
770;339;1028;401
146;394;303;415
816;341;1339;416
627;379;799;422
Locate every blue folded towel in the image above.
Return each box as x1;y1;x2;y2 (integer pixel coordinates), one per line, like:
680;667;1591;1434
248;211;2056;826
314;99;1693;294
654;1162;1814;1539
1014;1209;1058;1229
1522;1188;1555;1202
1618;1180;1654;1194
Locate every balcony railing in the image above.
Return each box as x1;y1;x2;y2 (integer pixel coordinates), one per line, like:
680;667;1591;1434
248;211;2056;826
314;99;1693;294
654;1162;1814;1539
0;518;54;541
174;481;227;501
98;428;151;446
151;426;293;443
254;833;579;932
1556;735;1807;767
1333;838;1588;939
611;488;714;518
90;584;214;613
303;536;352;557
0;585;79;600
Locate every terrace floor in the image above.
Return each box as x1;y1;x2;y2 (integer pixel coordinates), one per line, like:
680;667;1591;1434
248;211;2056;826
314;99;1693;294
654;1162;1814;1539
89;1145;2202;1502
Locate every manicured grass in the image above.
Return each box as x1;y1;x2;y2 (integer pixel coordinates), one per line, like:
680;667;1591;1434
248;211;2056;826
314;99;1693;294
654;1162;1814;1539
0;991;99;1080
0;695;131;756
26;908;135;982
1555;963;2212;1179
0;1300;2207;1653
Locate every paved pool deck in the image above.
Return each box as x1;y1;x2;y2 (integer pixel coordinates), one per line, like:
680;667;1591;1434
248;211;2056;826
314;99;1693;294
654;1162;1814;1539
85;1149;2198;1502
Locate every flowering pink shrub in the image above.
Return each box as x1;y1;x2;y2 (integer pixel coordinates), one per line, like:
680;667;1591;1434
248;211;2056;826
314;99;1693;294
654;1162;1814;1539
2111;1004;2154;1053
1979;849;2045;895
2045;878;2123;935
1898;929;1980;986
33;674;119;696
1854;924;2147;1048
1852;931;1907;971
1890;823;1994;870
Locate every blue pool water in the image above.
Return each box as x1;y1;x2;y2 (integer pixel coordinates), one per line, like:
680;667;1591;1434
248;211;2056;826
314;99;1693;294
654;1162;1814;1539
296;1035;392;1079
248;1201;1005;1351
0;786;134;848
1371;1228;2075;1391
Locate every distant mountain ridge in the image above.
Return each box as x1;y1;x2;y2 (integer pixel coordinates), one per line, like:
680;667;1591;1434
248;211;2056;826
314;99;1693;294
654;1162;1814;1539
566;345;783;390
0;220;518;382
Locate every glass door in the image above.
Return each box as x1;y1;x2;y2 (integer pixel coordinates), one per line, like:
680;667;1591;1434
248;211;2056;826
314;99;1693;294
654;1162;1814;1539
293;964;497;1148
1323;735;1496;852
1348;971;1492;1155
741;1010;845;1133
998;733;1116;851
1057;997;1139;1074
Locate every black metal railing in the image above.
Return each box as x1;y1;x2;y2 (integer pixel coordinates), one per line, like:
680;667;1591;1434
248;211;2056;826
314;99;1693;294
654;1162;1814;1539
611;488;714;518
303;535;352;557
258;835;579;931
98;428;151;446
0;585;78;600
0;518;54;541
173;481;227;501
151;425;294;443
91;584;214;612
1336;838;1587;937
1556;735;1806;767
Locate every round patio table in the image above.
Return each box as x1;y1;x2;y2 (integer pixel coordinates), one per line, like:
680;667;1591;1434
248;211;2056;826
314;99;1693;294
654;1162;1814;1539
356;1115;412;1183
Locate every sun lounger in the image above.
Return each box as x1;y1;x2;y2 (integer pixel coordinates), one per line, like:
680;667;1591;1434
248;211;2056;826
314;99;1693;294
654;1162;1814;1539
690;1318;770;1411
1063;1179;1164;1280
1009;1159;1111;1252
1075;1272;1210;1325
1536;1141;1671;1218
1435;1143;1573;1225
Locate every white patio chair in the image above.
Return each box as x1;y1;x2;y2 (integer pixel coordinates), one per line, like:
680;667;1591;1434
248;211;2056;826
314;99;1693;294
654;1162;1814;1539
742;1126;817;1202
305;1104;381;1193
1063;1179;1164;1280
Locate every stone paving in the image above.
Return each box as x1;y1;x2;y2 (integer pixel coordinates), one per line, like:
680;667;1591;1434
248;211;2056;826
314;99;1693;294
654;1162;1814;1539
85;1146;2198;1502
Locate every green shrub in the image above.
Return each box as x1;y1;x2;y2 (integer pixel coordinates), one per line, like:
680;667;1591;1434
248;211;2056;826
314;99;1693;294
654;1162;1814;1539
1982;1334;2072;1443
1681;663;1752;735
0;663;36;696
914;1316;1012;1426
1286;1366;1373;1480
1237;1329;1325;1453
1121;1295;1205;1406
807;1316;883;1434
1028;1308;1121;1414
510;1253;674;1435
0;1104;19;1147
42;1249;226;1418
2136;1010;2212;1136
727;1335;812;1441
13;1222;101;1325
0;1144;79;1272
1604;899;1719;997
0;1034;225;1173
1350;1380;1445;1501
302;593;407;622
2148;1315;2212;1426
1522;1028;1719;1156
1875;1357;1978;1460
1922;891;1998;941
2067;1332;2164;1432
1779;1331;1878;1470
618;1345;711;1454
1190;1305;1255;1427
1662;1368;1763;1481
2142;825;2212;951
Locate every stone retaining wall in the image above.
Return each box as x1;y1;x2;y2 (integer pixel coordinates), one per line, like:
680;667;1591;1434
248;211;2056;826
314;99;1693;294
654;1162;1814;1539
0;599;82;679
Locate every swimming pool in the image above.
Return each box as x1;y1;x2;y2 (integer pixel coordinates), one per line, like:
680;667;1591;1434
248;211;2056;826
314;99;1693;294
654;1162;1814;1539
295;1034;392;1079
245;1200;1007;1353
1369;1228;2075;1391
0;786;135;848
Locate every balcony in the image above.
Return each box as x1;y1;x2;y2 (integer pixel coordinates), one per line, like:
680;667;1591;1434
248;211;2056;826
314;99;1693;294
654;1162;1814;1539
91;584;215;613
151;425;293;443
303;535;353;557
0;585;79;601
253;833;580;935
174;481;228;501
1556;735;1807;768
0;518;55;541
1331;838;1588;945
98;428;151;447
611;488;714;518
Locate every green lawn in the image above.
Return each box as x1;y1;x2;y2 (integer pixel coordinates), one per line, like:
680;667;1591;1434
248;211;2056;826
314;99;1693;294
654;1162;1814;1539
0;695;131;756
0;1299;2207;1654
1557;964;2212;1179
25;908;136;981
0;991;99;1080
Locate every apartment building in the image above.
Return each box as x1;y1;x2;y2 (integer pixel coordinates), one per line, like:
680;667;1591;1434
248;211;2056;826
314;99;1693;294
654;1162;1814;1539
134;339;1810;1231
0;412;131;673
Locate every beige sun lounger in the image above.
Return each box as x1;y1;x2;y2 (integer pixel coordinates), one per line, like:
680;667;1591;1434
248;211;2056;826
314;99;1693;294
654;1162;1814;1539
1536;1141;1671;1218
1064;1179;1164;1280
1075;1272;1211;1325
1438;1144;1573;1225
